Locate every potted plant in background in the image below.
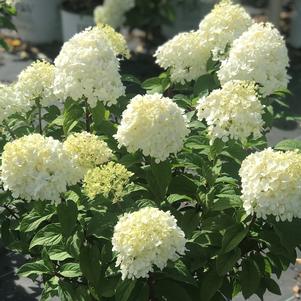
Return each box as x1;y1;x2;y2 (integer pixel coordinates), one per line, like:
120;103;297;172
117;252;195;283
61;0;102;41
0;1;16;50
13;0;62;44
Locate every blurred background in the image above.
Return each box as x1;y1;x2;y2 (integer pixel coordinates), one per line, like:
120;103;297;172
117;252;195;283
0;0;301;300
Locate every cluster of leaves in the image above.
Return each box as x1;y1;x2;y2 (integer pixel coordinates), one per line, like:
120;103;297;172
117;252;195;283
0;57;301;301
0;0;16;50
126;0;176;43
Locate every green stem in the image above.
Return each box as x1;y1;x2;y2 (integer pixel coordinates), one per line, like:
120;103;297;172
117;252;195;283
148;273;156;301
35;99;43;134
85;99;91;132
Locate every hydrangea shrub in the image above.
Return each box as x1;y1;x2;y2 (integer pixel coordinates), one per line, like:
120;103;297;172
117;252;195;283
0;2;300;301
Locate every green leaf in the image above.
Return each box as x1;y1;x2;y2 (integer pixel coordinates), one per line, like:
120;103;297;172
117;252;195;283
65;231;83;259
222;224;248;253
274;139;301;152
58;281;77;301
209;139;224;160
185;242;209;271
178;210;200;239
264;278;281;295
87;211;117;239
57;199;78;238
91;101;115;135
99;276;119;297
216;248;241;276
193;73;218;96
79;244;102;286
0;38;9;51
19;210;54;232
199;270;223;301
76;286;93;301
122;74;141;85
30;223;62;249
142;75;170;94
48;245;72;261
18;260;51;277
273;219;301;248
119;152;143;167
165;260;197;286
211;195;242;211
240;259;261;299
128;280;149;301
167;194;193;204
63;99;84;135
115;279;136;301
145;160;172;201
155;279;192;301
42;248;55;272
59;263;82;278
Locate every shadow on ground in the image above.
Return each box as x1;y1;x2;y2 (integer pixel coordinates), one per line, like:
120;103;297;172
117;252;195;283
0;248;41;301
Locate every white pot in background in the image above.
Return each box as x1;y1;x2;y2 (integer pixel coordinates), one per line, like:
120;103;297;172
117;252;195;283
289;0;301;48
14;0;62;44
61;9;94;42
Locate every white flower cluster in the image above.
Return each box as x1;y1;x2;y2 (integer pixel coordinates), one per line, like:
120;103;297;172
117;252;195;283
154;31;210;83
197;80;264;143
0;83;21;124
218;22;290;96
239;148;301;222
63;131;112;176
198;0;252;59
115;93;190;162
98;24;130;58
83;162;133;202
1;134;80;202
112;207;187;279
15;60;59;109
154;0;252;83
94;0;135;29
54;26;125;108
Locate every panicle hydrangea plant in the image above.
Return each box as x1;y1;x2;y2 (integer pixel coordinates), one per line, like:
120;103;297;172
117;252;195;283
0;2;300;301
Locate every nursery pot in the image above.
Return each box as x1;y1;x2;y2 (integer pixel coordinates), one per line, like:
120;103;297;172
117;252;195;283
289;0;301;48
14;0;62;44
60;8;94;42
